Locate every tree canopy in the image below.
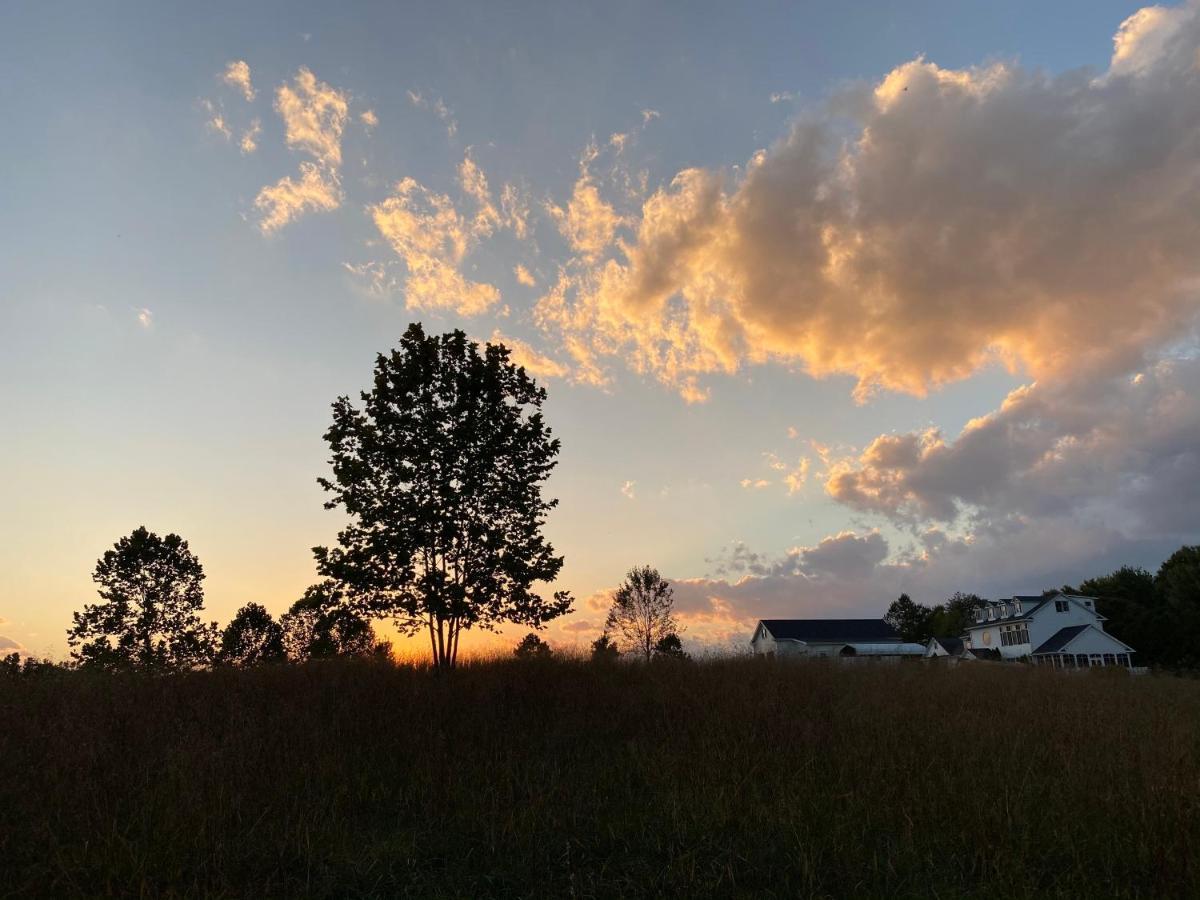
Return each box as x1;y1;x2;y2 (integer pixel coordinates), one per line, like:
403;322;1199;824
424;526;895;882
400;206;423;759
314;324;572;668
67;526;217;671
604;566;679;661
280;582;385;661
220;603;286;667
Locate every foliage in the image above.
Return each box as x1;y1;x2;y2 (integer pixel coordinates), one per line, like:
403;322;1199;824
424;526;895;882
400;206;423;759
4;659;1200;897
604;566;679;661
1074;548;1200;669
280;582;386;661
314;323;572;669
653;633;688;659
590;632;619;661
513;632;552;659
929;592;983;638
884;593;934;643
67;526;217;671
220;603;286;667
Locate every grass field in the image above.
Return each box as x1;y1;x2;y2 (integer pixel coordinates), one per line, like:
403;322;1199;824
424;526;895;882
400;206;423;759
3;656;1200;898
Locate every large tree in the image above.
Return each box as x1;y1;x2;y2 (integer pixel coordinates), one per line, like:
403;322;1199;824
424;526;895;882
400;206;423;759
604;566;679;661
314;327;571;669
68;526;217;670
219;603;286;667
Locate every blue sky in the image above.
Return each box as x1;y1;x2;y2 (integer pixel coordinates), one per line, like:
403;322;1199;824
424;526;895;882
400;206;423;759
4;0;1200;658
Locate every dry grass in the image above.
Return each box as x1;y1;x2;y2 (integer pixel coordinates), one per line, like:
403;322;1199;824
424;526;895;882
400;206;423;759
2;656;1199;898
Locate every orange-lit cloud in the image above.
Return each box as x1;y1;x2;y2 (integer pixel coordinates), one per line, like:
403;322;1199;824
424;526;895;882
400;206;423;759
254;67;350;233
256;162;341;233
221;60;255;101
490;330;568;379
533;4;1200;402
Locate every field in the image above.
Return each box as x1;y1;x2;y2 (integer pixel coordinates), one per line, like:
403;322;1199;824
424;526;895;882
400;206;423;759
3;657;1200;898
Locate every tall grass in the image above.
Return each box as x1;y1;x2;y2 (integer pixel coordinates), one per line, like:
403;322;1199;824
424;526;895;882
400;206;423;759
3;657;1199;897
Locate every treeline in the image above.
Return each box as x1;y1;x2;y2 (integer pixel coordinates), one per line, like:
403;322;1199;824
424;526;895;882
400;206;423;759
883;545;1200;669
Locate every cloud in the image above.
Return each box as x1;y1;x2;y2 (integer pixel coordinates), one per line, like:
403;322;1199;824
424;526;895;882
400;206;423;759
407;90;457;139
135;308;153;328
740;478;770;489
534;3;1200;402
239;118;261;154
826;355;1200;536
513;264;537;287
256;162;341;233
621;480;637;499
490;330;568;379
547;173;623;260
253;67;349;233
222;60;255;102
360;108;379;130
0;634;26;656
369;176;500;314
201;99;231;139
275;67;349;168
500;183;531;239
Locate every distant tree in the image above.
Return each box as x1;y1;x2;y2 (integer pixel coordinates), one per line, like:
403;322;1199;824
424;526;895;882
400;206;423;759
653;633;688;660
67;526;217;671
220;603;286;667
590;632;620;662
929;592;982;638
280;582;386;661
1;653;19;678
884;593;935;643
604;566;679;661
314;324;572;670
514;632;553;659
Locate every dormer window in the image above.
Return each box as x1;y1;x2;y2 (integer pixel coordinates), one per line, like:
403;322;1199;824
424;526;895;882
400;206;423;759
987;607;996;621
1083;600;1094;609
1014;600;1022;614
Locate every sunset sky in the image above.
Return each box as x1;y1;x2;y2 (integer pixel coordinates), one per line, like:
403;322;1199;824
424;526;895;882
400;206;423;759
3;0;1200;659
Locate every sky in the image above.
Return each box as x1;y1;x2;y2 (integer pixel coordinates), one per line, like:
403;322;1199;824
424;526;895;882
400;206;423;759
2;0;1199;660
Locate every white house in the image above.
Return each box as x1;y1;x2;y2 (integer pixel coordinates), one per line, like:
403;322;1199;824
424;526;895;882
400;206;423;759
963;593;1135;668
751;619;925;659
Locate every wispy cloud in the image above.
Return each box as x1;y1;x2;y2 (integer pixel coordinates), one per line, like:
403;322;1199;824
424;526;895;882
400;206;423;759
359;108;379;130
621;480;637;500
135;308;153;329
221;60;256;102
254;67;349;233
407;89;457;139
513;264;536;287
490;330;568;379
239;118;261;154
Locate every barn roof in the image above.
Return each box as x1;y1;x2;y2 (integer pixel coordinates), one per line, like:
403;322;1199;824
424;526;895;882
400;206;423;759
758;619;901;643
932;636;964;655
965;647;1002;661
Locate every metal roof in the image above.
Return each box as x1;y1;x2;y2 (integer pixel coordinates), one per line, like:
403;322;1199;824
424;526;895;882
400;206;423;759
758;619;901;643
1032;624;1133;655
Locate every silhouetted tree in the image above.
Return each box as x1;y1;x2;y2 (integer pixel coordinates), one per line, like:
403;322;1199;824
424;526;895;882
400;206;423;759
67;526;217;671
653;632;688;659
604;566;679;661
220;603;286;667
280;582;387;661
314;324;572;669
590;632;620;661
514;632;553;658
884;593;935;643
929;592;982;638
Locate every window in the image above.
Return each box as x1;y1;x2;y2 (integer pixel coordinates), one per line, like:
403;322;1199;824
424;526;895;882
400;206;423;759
1055;600;1070;613
1014;600;1023;614
975;609;985;623
1117;653;1130;667
1076;654;1090;668
1014;625;1029;645
1103;653;1116;666
1083;600;1094;609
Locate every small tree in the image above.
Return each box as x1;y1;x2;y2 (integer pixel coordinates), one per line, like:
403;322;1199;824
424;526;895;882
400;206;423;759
653;632;688;659
68;526;217;670
604;566;679;661
884;593;935;643
220;603;286;667
514;632;553;658
590;632;620;662
280;582;384;661
929;592;982;638
314;324;573;669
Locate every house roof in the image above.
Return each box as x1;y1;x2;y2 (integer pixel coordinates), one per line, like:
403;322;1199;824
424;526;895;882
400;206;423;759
758;619;901;643
1032;624;1134;655
965;647;1002;661
932;636;964;655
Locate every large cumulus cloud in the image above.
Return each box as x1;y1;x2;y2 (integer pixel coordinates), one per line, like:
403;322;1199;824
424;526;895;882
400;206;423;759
536;2;1200;400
